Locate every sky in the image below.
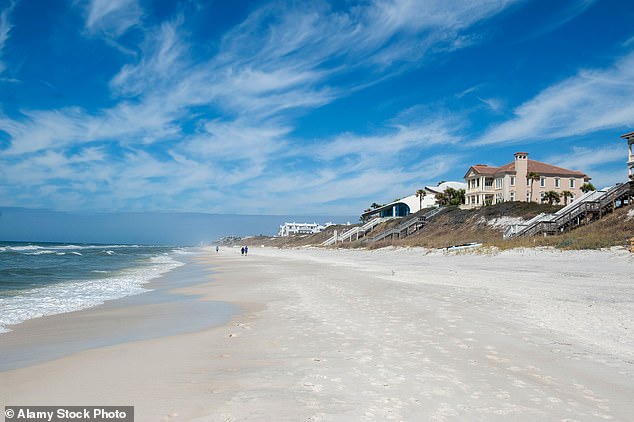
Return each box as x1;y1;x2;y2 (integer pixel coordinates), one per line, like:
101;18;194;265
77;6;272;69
1;0;634;217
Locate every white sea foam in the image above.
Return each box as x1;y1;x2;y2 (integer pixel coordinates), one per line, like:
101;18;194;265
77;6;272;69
0;254;184;334
26;250;57;255
0;244;145;254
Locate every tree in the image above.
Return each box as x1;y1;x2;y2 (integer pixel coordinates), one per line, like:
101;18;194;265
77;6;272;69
436;188;465;206
370;202;381;209
561;190;573;205
416;189;426;210
526;172;541;203
543;190;560;205
581;182;596;193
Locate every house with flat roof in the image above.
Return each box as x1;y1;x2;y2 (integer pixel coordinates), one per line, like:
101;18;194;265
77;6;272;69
621;132;634;180
278;222;332;237
463;152;591;208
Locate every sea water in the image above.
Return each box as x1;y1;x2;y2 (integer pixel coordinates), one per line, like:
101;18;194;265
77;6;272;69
0;242;185;333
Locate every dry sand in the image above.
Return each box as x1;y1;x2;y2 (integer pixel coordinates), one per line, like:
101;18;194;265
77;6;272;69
1;246;633;421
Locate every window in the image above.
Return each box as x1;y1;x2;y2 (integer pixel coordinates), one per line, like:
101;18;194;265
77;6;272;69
510;176;515;186
555;178;560;188
569;179;575;188
540;178;545;187
540;192;545;203
526;192;531;201
495;178;502;189
509;191;515;201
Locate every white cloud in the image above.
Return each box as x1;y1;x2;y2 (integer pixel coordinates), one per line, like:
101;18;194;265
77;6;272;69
544;145;625;171
0;0;520;213
477;52;634;145
541;144;630;188
476;96;503;113
84;0;142;37
0;2;15;75
314;118;461;162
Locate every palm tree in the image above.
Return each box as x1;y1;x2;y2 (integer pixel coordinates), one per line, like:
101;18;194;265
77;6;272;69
561;190;573;205
526;172;541;202
581;182;596;193
416;189;426;210
543;190;560;205
370;202;381;209
436;188;466;206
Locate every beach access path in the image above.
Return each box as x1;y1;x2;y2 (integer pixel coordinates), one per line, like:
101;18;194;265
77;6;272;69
1;246;633;421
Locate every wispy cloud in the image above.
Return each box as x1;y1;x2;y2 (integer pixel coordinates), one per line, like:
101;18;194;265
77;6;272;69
540;144;630;188
0;2;15;76
83;0;142;37
0;0;520;212
517;0;597;42
313;117;461;162
476;51;634;145
544;145;625;171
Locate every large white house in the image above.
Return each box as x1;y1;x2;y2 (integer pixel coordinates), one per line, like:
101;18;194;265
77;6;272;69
621;132;634;180
361;181;466;220
278;222;332;237
464;152;590;208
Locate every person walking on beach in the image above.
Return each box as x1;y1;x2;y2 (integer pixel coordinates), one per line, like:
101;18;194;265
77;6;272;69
241;247;245;255
215;246;219;253
244;245;248;256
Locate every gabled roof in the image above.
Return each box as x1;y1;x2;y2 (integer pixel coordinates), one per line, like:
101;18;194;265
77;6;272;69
464;165;497;178
465;159;589;179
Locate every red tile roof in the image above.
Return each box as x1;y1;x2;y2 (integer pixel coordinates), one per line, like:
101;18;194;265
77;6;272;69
465;159;589;179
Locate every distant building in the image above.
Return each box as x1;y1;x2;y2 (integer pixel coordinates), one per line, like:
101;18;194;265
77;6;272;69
621;132;634;180
463;152;590;208
278;222;332;237
361;181;466;221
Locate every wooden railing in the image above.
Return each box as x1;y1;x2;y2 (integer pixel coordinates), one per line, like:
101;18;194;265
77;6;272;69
505;181;633;239
369;207;444;242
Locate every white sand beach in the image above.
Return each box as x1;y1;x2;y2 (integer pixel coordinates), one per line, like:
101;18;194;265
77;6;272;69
1;246;633;421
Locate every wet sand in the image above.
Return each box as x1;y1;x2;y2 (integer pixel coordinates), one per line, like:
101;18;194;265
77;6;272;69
1;246;633;421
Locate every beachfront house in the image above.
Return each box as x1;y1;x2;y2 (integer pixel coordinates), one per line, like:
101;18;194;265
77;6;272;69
463;152;590;208
621;132;634;180
361;181;466;221
278;222;332;237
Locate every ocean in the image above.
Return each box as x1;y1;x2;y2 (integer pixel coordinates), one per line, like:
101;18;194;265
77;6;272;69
0;241;185;334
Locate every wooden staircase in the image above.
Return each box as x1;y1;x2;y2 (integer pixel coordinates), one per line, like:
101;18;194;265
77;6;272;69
369;207;444;242
504;181;634;239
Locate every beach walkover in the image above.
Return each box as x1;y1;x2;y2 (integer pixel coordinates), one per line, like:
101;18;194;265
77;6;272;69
505;180;634;238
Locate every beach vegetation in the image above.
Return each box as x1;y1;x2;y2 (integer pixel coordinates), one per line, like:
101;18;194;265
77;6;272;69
436;188;465;206
543;190;561;205
581;182;596;193
416;189;426;210
230;196;633;252
561;190;573;205
527;172;541;202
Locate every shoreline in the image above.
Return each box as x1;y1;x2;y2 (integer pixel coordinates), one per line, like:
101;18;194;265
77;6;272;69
1;246;633;420
0;249;237;372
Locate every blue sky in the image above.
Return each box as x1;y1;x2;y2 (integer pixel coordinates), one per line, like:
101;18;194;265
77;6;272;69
1;0;633;216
